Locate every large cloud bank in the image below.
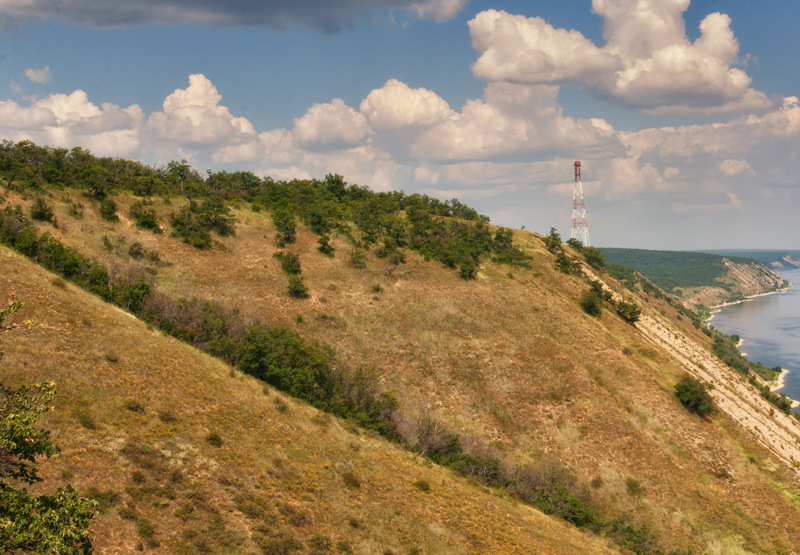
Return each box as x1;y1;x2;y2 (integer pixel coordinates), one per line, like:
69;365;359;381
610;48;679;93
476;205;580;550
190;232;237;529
2;0;799;247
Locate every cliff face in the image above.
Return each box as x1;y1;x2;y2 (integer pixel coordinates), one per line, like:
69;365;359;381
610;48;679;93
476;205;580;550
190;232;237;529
771;254;800;269
683;258;789;307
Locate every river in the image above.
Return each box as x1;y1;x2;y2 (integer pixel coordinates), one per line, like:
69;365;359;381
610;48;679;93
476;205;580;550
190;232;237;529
707;268;800;404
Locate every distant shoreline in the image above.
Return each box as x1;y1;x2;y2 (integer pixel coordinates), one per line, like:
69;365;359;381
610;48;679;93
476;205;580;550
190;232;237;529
706;281;793;320
771;369;800;409
707;282;799;410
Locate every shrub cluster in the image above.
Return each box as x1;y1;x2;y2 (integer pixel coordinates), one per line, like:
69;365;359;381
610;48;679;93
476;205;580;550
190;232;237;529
0;204;150;312
129;200;162;233
273;251;309;298
170;198;235;249
674;375;715;417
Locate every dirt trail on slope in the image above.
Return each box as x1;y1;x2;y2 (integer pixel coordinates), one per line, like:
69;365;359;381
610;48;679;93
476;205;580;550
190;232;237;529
636;311;800;470
580;261;800;470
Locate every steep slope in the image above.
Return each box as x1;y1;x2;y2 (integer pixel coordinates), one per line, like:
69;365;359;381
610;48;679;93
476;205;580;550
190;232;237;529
1;246;618;554
3;187;800;553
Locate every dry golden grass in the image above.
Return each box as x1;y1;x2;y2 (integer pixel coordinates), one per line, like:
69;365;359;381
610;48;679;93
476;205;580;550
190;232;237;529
4;187;800;552
2;245;620;553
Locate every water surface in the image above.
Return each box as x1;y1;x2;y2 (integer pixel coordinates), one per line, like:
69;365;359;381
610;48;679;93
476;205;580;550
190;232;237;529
707;268;800;403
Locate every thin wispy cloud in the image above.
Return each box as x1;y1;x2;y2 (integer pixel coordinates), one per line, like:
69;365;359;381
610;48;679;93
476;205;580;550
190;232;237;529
24;65;51;84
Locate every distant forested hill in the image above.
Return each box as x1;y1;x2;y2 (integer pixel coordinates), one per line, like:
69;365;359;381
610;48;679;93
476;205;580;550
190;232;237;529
600;247;788;306
600;248;743;291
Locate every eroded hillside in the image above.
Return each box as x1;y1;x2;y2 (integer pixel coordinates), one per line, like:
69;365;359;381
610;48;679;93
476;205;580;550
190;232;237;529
3;183;800;553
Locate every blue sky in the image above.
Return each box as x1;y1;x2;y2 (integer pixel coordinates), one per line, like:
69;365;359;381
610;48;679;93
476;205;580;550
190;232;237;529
2;0;800;250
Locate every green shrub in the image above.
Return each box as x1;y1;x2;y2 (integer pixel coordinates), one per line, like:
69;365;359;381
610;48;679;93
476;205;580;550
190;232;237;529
317;234;334;256
124;399;145;413
99;198;119;222
625;477;642;496
674;375;715;416
84;487;119;514
30;197;55;222
274;251;301;275
459;262;477;280
129;200;162;233
580;290;602;317
583;246;606;270
413;480;431;492
170;204;212;249
615;300;641;323
287;275;309;299
128;242;145;259
349;248;366;268
67;201;84;219
342;471;361;489
272;208;296;246
544;227;562;253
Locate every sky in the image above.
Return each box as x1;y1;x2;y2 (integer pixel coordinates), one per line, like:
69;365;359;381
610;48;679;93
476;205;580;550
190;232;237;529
1;0;799;250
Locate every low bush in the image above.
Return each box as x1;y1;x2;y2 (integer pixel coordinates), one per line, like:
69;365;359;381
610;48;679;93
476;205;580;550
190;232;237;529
287;275;309;299
580;290;603;317
30;197;54;222
273;251;301;275
674;375;715;417
615;300;641;323
130;200;162;233
99;198;119;222
205;432;223;447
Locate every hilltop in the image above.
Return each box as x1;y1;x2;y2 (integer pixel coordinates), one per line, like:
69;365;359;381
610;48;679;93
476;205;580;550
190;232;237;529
600;247;789;308
2;141;800;553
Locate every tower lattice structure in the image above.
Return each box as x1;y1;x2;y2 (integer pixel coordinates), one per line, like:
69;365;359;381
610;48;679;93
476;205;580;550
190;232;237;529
571;161;590;247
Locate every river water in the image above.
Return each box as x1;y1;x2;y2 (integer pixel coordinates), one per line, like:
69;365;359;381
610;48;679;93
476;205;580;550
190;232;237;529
707;268;800;403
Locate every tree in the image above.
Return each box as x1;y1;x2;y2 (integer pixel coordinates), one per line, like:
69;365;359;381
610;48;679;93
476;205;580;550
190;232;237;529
566;238;583;251
272;209;296;247
82;164;112;199
195;196;235;237
582;247;606;270
544;227;562;253
0;382;96;553
1;296;95;551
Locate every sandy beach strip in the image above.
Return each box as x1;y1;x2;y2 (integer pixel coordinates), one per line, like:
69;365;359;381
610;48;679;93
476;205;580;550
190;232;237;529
771;368;800;409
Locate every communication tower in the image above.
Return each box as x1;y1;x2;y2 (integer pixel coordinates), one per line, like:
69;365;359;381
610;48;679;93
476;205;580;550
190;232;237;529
571;161;590;247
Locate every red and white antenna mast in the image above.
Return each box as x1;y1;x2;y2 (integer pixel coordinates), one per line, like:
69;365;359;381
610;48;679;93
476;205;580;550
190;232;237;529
571;161;590;247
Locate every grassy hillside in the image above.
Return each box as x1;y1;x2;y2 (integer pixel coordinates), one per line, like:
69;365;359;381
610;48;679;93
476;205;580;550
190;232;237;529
2;143;800;553
1;246;618;554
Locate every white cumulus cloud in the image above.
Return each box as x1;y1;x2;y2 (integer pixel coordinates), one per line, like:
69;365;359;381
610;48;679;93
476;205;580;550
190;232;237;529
411;82;623;163
360;79;453;128
468;1;773;116
469;10;621;84
293;98;371;150
148;74;255;144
